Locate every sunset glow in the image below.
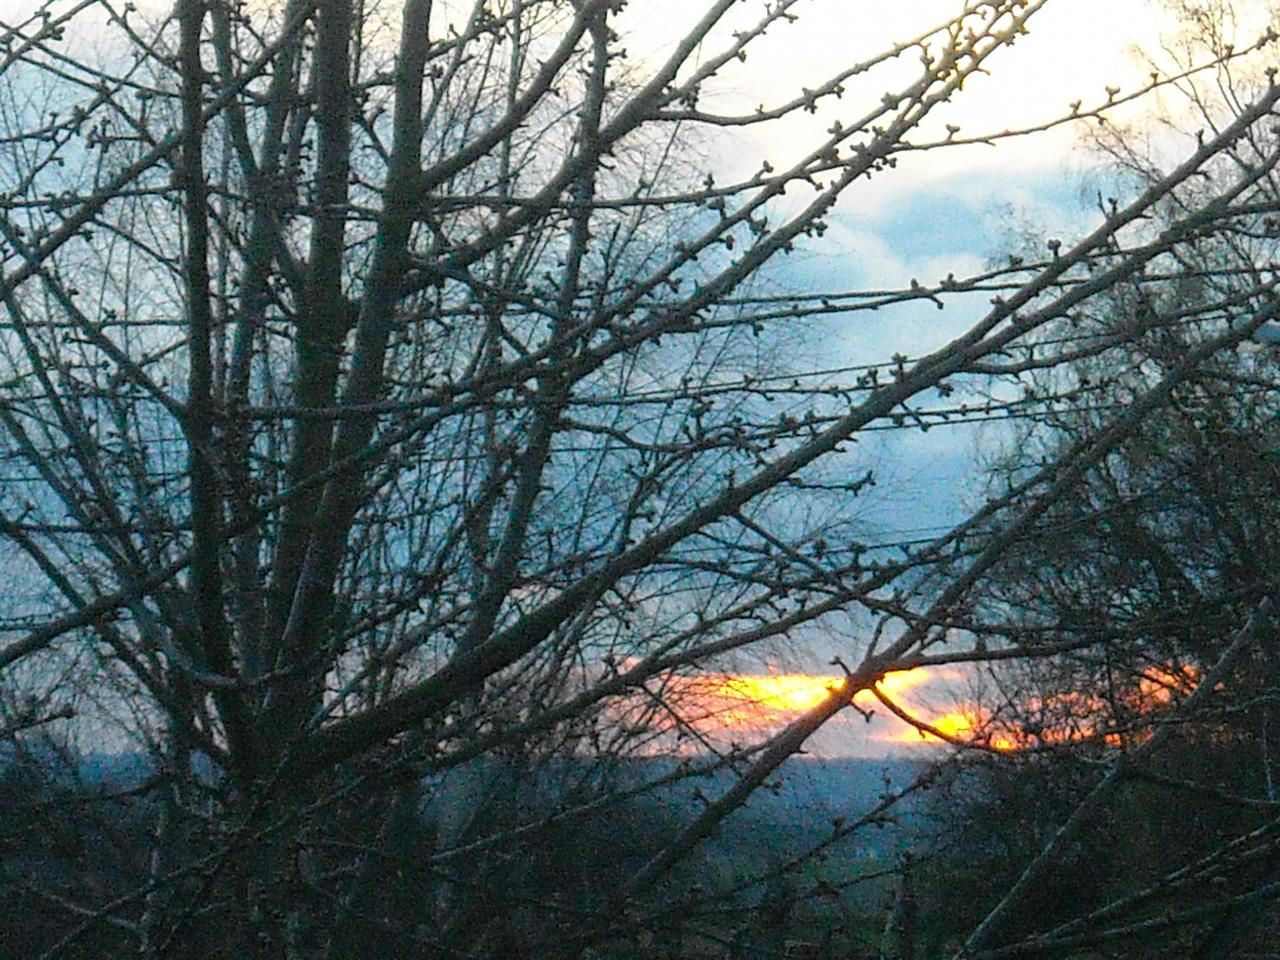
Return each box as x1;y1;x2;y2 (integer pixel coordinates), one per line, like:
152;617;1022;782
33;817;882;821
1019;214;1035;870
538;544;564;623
684;668;942;734
705;669;936;713
716;673;841;713
666;660;1200;754
895;710;1018;751
689;672;840;727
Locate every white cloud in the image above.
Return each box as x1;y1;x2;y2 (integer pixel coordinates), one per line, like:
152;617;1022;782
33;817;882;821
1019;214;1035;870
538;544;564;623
620;1;1200;209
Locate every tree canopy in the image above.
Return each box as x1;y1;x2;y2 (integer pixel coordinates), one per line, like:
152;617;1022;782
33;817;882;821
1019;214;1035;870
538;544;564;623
4;0;1280;956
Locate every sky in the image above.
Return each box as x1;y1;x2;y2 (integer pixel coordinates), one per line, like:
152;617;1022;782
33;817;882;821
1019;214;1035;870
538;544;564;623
647;0;1195;539
622;0;1233;753
42;0;1259;754
682;666;986;757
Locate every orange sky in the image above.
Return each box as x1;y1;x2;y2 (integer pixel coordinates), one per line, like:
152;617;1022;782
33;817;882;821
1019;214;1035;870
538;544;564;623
667;666;977;756
665;660;1199;756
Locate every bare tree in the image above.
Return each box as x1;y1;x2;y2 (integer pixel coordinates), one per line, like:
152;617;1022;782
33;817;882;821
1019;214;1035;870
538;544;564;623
2;0;1280;955
897;6;1280;956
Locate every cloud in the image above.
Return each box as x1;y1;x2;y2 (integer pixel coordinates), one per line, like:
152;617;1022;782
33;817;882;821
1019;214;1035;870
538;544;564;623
651;664;974;758
624;0;1181;213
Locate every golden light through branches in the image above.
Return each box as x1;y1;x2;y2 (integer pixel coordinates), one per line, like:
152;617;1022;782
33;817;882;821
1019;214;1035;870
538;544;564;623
671;660;1204;754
